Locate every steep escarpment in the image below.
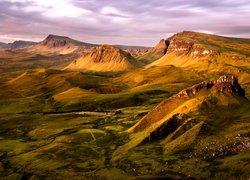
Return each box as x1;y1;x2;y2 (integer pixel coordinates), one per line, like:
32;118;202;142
65;44;143;72
146;31;250;61
166;31;250;58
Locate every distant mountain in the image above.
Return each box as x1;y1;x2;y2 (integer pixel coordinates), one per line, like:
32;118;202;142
10;40;37;48
65;44;143;72
114;45;151;58
0;40;37;49
41;34;96;48
0;42;8;49
22;34;97;55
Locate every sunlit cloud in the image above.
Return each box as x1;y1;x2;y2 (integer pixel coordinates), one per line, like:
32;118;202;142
9;0;91;18
0;0;250;45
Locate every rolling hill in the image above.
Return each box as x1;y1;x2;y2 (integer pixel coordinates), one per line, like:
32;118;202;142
0;31;249;179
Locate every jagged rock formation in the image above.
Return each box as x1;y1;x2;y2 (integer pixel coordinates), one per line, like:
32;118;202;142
65;44;142;72
176;75;245;98
137;39;169;63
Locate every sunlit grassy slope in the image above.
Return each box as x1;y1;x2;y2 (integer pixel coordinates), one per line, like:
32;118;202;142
0;31;249;179
65;45;143;72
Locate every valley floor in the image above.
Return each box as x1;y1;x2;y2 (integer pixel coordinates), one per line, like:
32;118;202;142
0;103;249;179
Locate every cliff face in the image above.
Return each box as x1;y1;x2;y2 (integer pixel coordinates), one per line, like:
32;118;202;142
167;37;193;56
166;31;219;58
137;39;169;63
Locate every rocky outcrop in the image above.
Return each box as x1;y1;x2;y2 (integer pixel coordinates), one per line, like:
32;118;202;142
137;39;169;63
167;38;193;56
155;39;169;54
146;113;191;141
190;46;218;58
166;31;219;58
176;75;245;98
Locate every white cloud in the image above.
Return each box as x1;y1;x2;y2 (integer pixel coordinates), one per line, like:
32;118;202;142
101;6;119;15
100;6;130;23
9;0;91;18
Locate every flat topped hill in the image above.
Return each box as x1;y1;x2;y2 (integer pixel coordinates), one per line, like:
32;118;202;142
22;34;96;55
65;44;143;72
41;34;95;48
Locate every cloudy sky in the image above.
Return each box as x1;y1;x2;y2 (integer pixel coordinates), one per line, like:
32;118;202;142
0;0;249;46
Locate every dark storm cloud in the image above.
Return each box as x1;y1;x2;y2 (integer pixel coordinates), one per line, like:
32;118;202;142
0;0;249;45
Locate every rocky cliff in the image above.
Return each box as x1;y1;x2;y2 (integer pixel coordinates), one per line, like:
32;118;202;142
137;39;169;63
176;75;245;98
166;31;220;58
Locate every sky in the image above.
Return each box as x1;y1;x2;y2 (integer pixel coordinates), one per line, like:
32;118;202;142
0;0;250;46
